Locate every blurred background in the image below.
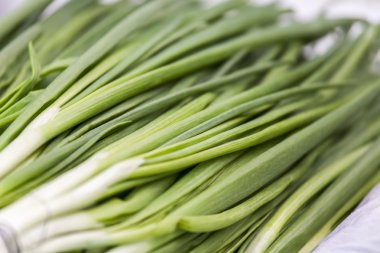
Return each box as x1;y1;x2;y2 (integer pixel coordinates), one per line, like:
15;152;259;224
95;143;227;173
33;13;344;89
1;0;380;22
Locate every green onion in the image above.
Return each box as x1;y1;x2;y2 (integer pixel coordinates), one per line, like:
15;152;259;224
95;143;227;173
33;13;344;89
0;2;378;253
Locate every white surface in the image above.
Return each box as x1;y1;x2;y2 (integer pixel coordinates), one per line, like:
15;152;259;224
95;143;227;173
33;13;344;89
257;0;380;22
314;184;380;253
0;0;22;15
0;239;7;253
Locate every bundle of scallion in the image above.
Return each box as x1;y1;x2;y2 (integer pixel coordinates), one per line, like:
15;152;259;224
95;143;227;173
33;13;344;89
0;0;380;253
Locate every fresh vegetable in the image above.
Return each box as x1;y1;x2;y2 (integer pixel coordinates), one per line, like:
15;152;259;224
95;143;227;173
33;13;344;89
0;1;379;253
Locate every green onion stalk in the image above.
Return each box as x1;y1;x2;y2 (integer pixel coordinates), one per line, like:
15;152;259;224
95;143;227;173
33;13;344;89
0;1;378;253
15;83;380;253
0;18;352;177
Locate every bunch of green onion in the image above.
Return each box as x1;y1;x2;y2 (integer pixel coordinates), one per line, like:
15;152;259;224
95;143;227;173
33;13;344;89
0;0;380;252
